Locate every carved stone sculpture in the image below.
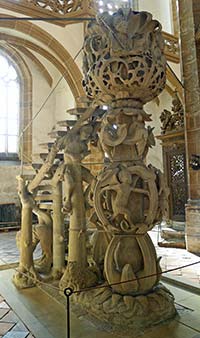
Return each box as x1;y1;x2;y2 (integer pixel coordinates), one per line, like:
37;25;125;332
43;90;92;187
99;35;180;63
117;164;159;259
13;176;40;288
160;90;184;134
28;0;95;15
71;8;176;333
59;121;99;290
16;207;53;274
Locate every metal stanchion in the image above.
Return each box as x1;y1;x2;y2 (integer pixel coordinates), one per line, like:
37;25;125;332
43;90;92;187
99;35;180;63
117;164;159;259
64;287;73;338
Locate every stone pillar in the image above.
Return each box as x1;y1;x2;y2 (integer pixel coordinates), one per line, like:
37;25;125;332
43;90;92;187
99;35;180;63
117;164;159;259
66;164;87;267
13;176;40;289
178;0;200;253
52;181;65;278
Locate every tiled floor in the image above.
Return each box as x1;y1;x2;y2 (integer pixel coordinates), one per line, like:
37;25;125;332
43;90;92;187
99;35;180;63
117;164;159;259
151;226;200;286
0;294;34;338
0;231;41;268
0;229;200;337
1;229;199;286
0;269;199;338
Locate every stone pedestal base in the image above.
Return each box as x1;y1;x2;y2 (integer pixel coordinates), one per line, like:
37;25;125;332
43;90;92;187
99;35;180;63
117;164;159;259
12;267;38;289
71;283;176;335
186;203;200;254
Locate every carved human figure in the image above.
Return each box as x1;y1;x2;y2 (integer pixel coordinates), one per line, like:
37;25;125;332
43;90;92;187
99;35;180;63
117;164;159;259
106;169;133;229
60;120;99;290
13;176;39;288
16;209;53;274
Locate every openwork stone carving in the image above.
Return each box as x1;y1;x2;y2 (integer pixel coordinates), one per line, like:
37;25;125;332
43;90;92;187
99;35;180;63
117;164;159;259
27;0;94;14
75;9;176;332
83;10;166;103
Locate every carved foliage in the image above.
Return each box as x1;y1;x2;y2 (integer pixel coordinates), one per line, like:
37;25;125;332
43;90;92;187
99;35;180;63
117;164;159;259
83;10;166;103
160;91;184;134
27;0;93;14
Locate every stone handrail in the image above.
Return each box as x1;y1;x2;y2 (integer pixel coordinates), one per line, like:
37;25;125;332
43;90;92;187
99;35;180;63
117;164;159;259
163;31;180;63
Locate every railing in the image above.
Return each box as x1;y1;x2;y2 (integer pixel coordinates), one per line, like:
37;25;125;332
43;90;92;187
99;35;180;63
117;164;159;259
0;0;96;26
163;31;180;63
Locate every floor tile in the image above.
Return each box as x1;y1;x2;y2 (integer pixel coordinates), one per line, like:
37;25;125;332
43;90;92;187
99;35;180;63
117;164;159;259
0;308;9;319
3;332;29;338
0;301;9;309
3;310;19;323
12;322;29;332
0;322;15;335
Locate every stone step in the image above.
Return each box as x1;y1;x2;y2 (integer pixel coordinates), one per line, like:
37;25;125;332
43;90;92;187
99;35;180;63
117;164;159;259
32;163;43;171
35;195;53;201
39;142;54;150
48;130;67;138
39;153;64;161
57;120;76;127
76;96;91;104
32;163;59;172
21;174;36;181
37;184;52;191
38;202;53;210
66;107;86;116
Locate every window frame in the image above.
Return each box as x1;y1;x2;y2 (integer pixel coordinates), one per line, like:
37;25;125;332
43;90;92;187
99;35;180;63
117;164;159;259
0;57;20;160
0;46;32;164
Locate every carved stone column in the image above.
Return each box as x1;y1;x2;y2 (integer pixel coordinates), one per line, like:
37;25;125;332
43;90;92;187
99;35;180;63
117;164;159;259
71;9;176;333
52;181;65;278
13;177;38;289
178;0;200;253
59;128;98;291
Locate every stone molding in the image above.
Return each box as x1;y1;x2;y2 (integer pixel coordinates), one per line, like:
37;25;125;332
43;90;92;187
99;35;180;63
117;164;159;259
0;13;85;100
0;0;96;26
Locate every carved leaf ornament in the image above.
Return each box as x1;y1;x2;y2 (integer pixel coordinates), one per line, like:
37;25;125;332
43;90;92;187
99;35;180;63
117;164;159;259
83;10;166;103
28;0;83;14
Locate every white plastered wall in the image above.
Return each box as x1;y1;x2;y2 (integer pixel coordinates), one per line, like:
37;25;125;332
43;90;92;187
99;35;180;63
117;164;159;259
139;0;173;33
145;89;173;171
0;51;75;203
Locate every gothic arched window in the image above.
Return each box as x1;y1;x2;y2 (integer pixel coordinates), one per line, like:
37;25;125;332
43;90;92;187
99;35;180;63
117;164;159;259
0;54;20;158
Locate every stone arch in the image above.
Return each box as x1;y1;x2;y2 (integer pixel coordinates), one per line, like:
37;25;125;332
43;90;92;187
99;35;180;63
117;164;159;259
0;14;85;100
0;33;74;91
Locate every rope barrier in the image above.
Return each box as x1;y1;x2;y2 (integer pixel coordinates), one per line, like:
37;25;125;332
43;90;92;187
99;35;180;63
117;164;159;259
0;16;95;22
0;253;200;337
65;227;200;239
71;260;200;294
0;255;199;294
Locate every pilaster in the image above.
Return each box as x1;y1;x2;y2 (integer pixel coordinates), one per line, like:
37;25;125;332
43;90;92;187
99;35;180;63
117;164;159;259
178;0;200;253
